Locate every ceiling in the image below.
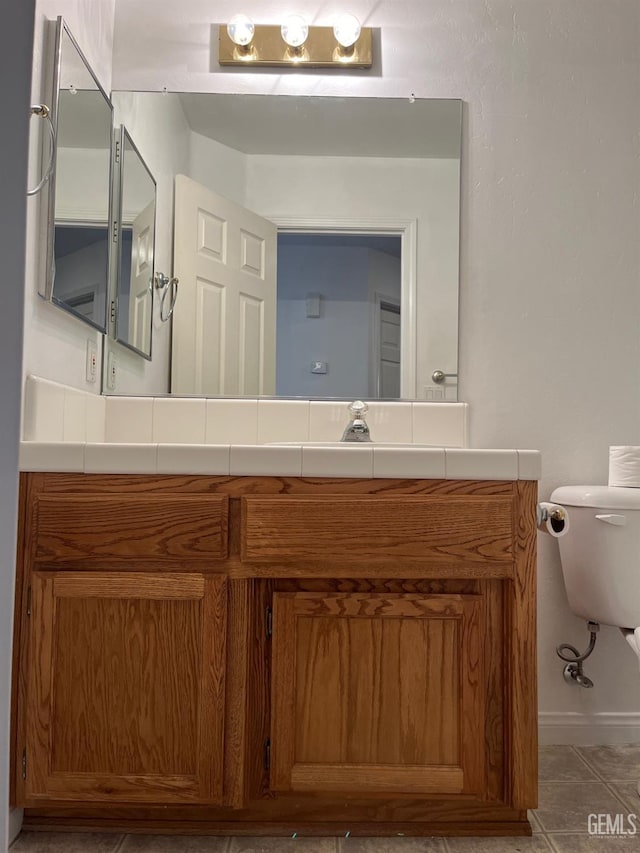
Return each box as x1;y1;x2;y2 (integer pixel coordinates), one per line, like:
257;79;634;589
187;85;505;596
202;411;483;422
177;94;462;159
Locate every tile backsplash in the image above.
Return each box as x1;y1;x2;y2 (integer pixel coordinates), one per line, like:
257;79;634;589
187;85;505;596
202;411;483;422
22;376;106;443
22;376;469;448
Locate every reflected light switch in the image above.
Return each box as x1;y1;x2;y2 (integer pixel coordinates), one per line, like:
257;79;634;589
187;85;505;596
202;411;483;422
311;361;328;374
306;293;321;318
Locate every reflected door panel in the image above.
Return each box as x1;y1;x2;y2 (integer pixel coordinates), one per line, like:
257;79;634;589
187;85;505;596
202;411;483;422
173;175;276;396
115;128;156;359
379;303;401;398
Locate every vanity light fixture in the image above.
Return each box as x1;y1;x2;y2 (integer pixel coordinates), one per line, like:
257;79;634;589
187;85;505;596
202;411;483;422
281;15;309;49
226;14;255;47
219;13;372;69
333;14;361;48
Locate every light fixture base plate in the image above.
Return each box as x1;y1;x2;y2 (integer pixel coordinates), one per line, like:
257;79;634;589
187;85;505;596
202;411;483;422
219;25;373;69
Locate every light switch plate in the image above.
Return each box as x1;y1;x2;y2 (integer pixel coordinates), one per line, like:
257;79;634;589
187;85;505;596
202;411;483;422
86;339;98;383
107;352;117;391
306;293;321;318
424;385;444;401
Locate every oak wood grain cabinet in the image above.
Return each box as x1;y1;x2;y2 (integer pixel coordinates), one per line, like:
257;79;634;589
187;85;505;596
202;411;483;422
270;592;484;796
12;472;537;838
24;571;226;804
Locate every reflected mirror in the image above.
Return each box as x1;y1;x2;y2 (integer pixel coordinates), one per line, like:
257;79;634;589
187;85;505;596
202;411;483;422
114;127;156;359
40;18;112;332
110;92;462;399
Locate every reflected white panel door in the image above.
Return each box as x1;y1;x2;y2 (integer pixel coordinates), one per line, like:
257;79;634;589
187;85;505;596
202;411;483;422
379;303;401;398
128;200;155;354
173;175;277;395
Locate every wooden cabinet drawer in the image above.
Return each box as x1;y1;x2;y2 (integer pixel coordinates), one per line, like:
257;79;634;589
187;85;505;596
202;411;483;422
32;495;228;563
242;495;514;563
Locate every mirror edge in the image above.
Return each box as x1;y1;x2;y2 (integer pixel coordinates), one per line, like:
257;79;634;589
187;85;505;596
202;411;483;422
112;125;157;362
38;15;115;336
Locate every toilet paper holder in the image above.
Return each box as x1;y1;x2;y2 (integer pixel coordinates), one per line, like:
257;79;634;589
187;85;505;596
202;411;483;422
537;503;568;535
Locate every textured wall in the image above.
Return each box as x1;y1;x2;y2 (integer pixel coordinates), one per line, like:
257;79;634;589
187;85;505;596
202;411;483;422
111;0;640;734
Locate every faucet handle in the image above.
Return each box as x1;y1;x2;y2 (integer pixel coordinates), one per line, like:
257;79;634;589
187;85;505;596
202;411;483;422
348;400;369;417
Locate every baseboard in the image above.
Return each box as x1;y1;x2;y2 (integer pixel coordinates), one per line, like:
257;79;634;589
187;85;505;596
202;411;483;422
539;712;640;745
9;808;23;845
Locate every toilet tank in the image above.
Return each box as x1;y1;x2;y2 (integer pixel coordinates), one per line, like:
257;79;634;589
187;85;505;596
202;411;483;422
551;485;640;629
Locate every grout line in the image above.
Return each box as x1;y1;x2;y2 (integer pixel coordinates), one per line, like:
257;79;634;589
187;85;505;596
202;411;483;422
111;835;127;853
544;830;595;835
602;780;640;814
568;745;612;783
528;809;543;832
570;745;640;796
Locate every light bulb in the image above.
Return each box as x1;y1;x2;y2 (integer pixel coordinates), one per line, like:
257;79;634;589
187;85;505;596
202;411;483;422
281;15;309;48
333;13;361;48
227;14;255;46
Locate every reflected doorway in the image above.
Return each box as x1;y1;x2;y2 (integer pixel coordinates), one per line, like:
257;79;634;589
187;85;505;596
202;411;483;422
276;233;402;398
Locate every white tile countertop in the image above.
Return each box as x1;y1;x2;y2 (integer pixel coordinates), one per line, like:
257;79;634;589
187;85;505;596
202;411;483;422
19;441;541;480
19;376;541;479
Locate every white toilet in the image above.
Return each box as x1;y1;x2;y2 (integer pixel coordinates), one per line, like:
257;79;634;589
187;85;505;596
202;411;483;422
550;485;640;639
551;484;640;796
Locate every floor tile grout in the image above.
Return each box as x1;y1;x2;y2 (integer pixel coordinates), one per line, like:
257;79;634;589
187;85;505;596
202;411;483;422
569;744;612;783
572;745;640;784
12;747;640;851
603;779;640;813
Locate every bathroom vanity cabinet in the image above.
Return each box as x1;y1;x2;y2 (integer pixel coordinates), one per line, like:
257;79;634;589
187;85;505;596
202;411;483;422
11;472;537;837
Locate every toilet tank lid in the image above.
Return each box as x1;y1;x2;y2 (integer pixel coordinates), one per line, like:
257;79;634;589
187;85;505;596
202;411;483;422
551;485;640;510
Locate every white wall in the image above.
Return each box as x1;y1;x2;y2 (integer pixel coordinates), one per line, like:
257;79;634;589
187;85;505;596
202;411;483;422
108;92;191;393
1;1;34;847
189;130;248;206
111;0;640;736
276;242;401;397
23;0;117;396
55;147;111;219
276;244;372;397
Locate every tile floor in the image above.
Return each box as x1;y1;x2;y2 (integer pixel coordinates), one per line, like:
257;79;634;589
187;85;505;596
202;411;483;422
10;746;640;852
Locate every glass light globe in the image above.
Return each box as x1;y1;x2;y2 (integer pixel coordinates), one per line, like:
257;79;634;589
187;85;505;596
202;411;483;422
227;14;255;46
281;15;309;48
333;13;361;48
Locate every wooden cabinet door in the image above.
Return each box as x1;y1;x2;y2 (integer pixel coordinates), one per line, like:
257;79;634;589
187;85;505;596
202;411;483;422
25;572;226;804
271;592;484;796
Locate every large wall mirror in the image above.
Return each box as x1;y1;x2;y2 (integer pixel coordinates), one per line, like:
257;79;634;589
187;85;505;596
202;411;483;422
39;18;113;332
111;92;462;400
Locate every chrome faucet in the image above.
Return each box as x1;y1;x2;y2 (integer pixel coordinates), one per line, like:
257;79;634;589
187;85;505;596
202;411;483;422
341;401;372;442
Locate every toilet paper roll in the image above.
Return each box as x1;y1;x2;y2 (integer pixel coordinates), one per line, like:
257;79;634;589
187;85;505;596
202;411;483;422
537;502;570;537
609;446;640;488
